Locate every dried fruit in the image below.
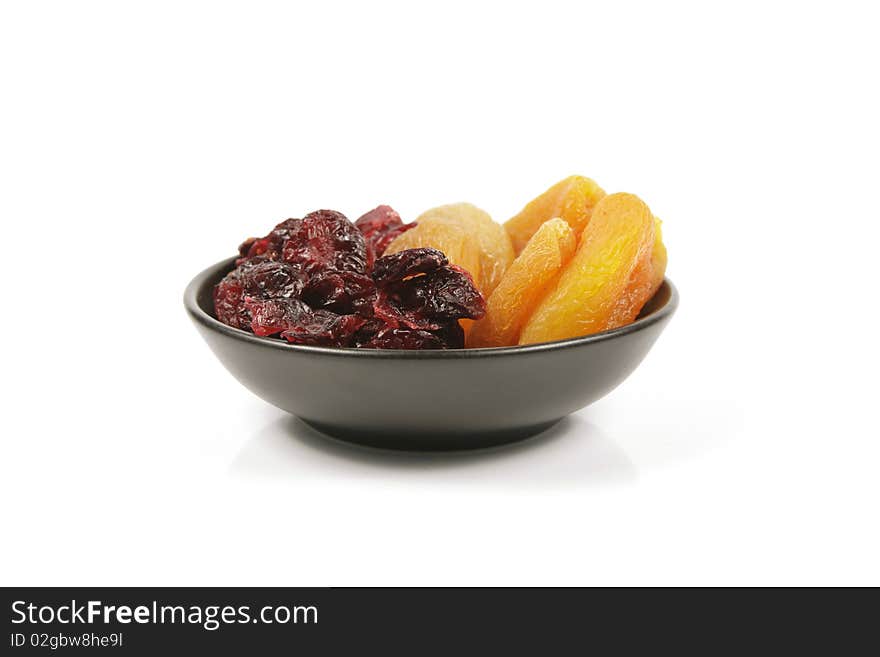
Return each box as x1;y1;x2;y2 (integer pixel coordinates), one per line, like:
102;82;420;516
239;259;306;299
518;193;655;345
213;181;667;351
217;210;375;347
213;258;306;329
392;265;485;324
504;176;605;254
420;204;514;296
608;216;667;327
216;209;484;349
430;321;466;349
283;209;369;275
371;247;448;286
384;203;511;336
244;297;364;347
469;206;515;297
469;218;577;347
360;327;448;350
384;206;483;289
372;251;485;331
355;205;416;265
351;312;465;350
237;218;303;264
649;217;668;295
386;203;513;297
301;270;376;316
213;276;246;329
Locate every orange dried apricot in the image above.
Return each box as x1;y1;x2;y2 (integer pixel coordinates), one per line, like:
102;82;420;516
607;216;666;327
504;175;605;254
385;206;482;284
649;216;668;294
518;193;655;345
467;206;515;297
385;203;513;297
468;218;576;348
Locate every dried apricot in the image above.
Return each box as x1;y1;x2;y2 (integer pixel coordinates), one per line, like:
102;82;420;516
385;203;514;294
504;175;605;254
442;203;515;296
608;217;667;326
385;206;482;286
468;218;576;348
649;217;668;294
518;193;655;344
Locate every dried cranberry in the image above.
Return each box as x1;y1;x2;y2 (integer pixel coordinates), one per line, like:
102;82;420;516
243;297;302;337
356;320;464;349
361;328;446;349
432;320;465;348
371;247;447;286
282;210;368;275
240;260;306;299
415;265;485;321
283;311;364;347
355;205;416;263
302;271;376;316
244;297;364;347
350;318;387;347
237;218;302;264
237;237;261;259
373;262;485;330
213;276;247;329
213;258;307;329
214;208;485;350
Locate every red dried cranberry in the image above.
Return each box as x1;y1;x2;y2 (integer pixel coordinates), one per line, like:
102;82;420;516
240;260;306;299
432;320;465;348
237;237;261;259
214;258;307;329
302;271;376;316
371;247;447;286
351;318;387;347
214;209;485;350
361;328;446;349
213;276;247;329
355;205;416;263
243;297;303;337
282;210;368;275
356;320;464;349
284;312;365;347
244;297;364;347
237;218;302;264
373;262;485;330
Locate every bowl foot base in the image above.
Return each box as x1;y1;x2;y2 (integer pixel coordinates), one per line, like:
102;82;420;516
299;418;563;452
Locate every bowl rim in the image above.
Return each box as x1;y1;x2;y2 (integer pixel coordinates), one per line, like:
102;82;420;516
184;257;679;359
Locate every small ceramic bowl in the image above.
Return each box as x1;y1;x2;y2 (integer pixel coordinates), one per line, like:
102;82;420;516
185;257;678;450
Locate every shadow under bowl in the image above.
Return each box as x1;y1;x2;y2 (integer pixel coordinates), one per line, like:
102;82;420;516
185;258;678;451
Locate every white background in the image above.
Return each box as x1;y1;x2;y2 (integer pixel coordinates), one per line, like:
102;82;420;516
1;1;878;586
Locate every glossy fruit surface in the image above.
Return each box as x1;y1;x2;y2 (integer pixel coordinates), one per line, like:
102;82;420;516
354;205;416;266
608;216;667;327
519;193;655;344
386;203;513;296
469;218;576;347
504;175;605;254
371;249;485;338
214;209;484;348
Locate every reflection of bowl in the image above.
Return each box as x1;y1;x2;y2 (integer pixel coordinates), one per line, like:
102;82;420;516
185;257;678;451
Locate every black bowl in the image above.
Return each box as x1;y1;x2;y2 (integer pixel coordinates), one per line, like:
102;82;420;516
185;258;678;451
